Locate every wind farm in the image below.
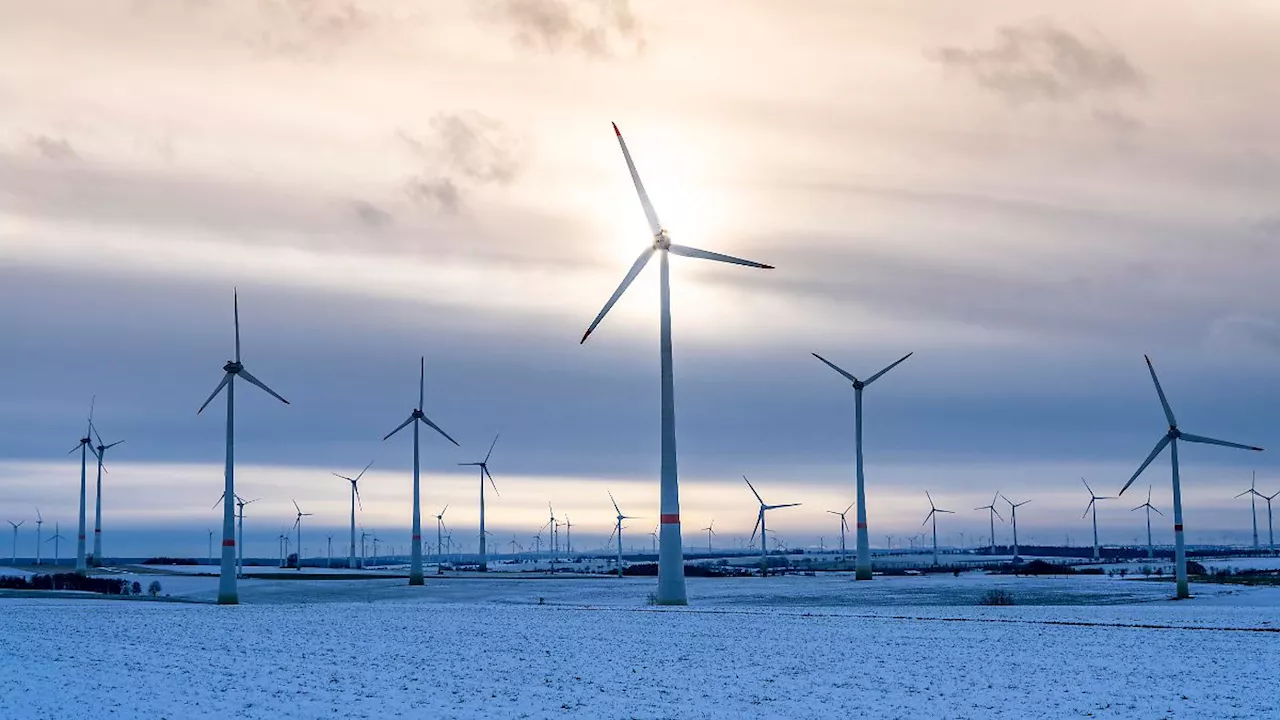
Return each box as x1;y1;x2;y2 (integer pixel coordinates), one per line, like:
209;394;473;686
3;5;1279;717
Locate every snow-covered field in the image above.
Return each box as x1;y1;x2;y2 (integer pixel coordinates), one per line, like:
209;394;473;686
1;573;1275;719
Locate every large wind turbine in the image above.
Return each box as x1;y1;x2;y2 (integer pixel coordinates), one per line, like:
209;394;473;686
291;500;311;570
198;290;290;605
607;490;635;578
1118;356;1263;599
1261;489;1278;551
90;422;123;567
69;400;93;576
811;351;912;581
1081;478;1113;561
975;492;1003;555
34;509;43;566
701;520;716;555
1131;485;1163;560
47;523;64;566
744;476;799;577
459;435;500;571
383;357;459;586
334;461;374;569
826;503;854;563
1235;472;1262;551
580;123;774;605
434;505;449;572
922;491;954;567
235;496;257;579
1001;495;1030;561
7;520;24;565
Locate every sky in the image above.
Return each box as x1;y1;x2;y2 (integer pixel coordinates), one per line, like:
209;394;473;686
2;1;1280;559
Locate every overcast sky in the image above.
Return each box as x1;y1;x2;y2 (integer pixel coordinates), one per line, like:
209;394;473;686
2;1;1279;559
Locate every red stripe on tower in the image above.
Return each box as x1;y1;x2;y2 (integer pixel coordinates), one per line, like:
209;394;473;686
1174;524;1184;532
412;535;421;542
660;514;680;524
856;522;867;529
78;535;86;540
222;539;235;547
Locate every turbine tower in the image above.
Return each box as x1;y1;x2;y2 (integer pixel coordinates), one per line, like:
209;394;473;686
434;505;449;573
922;491;954;567
382;357;459;586
334;461;374;569
1081;478;1114;561
607;490;635;578
1234;472;1262;551
7;520;24;565
69;400;94;576
701;520;716;555
580;123;774;605
34;509;43;566
1001;495;1030;561
1261;489;1278;550
1131;486;1164;560
459;435;500;571
89;422;123;567
826;503;854;563
975;492;1003;555
1118;355;1263;599
291;500;311;570
810;351;912;581
744;476;799;577
197;290;290;605
47;522;64;566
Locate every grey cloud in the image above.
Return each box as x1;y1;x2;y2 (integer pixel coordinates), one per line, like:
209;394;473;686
351;200;393;227
932;21;1144;104
249;0;373;58
481;0;643;58
1091;107;1144;134
398;112;523;214
26;135;78;161
403;177;461;215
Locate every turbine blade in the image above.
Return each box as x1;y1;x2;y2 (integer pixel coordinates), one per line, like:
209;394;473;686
864;351;913;386
233;288;241;363
743;476;764;504
92;422;104;449
580;247;655;344
667;244;773;269
382;414;415;441
417;415;460;446
1120;435;1172;495
810;353;858;384
212;491;225;509
768;503;801;509
1179;432;1263;453
608;490;621;515
1082;500;1094;519
922;510;933;526
238;368;289;405
1081;477;1094;495
293;499;301;514
1151;506;1164;517
844;502;854;515
104;440;124;450
1235;489;1252;498
992;508;1004;522
1143;355;1176;428
354;485;363;511
749;513;762;543
612;122;662;236
197;373;232;415
418;357;425;411
484;465;498;496
353;460;374;483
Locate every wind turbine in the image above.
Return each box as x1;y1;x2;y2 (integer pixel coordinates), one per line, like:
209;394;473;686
563;516;572;556
701;520;716;555
975;492;1003;555
1260;489;1279;551
70;399;94;576
234;496;257;578
825;503;854;563
7;520;24;565
197;290;290;604
607;490;636;578
1118;355;1264;599
1001;495;1030;561
1081;478;1114;561
291;500;311;570
810;351;913;580
1234;471;1262;551
47;523;64;566
580;123;774;605
334;460;374;569
458;434;499;571
434;505;449;572
382;357;459;586
744;476;800;577
1131;485;1164;560
89;422;123;567
922;491;954;566
34;509;43;566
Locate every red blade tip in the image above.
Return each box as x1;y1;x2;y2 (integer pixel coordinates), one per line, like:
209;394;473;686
612;122;621;137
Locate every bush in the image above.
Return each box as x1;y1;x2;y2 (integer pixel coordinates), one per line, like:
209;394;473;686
978;589;1015;606
131;581;142;595
147;581;162;597
1186;561;1207;576
0;573;127;594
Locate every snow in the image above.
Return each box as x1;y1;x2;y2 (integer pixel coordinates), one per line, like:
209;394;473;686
1;573;1275;718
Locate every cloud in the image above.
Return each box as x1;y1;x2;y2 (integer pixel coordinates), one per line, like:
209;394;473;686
248;0;374;58
931;21;1144;105
480;0;643;57
26;135;78;161
398;112;523;214
403;177;461;215
1207;314;1280;353
351;200;393;227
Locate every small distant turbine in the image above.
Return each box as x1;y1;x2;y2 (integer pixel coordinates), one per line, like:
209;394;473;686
744;476;800;577
434;505;449;572
701;520;717;555
382;357;459;586
1081;478;1114;561
333;460;374;569
922;491;954;567
1118;355;1263;599
1131;485;1164;560
198;290;290;604
1001;495;1030;561
47;522;64;566
811;351;912;581
7;519;24;565
825;502;854;563
458;435;500;571
1260;489;1279;551
1234;471;1263;551
291;500;312;570
89;421;123;567
974;492;1004;555
580;123;774;606
34;509;43;566
607;490;636;578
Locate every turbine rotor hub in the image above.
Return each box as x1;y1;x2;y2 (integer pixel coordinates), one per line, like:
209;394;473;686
653;230;671;250
224;361;243;373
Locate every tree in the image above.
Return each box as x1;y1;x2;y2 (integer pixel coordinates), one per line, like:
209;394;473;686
131;581;142;595
147;580;162;597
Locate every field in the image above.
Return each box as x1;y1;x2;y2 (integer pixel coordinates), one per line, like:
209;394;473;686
1;570;1276;719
